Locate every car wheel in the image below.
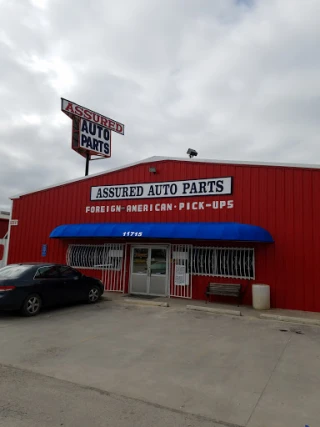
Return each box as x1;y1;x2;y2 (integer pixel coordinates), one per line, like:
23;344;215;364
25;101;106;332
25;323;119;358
21;294;42;317
87;285;101;304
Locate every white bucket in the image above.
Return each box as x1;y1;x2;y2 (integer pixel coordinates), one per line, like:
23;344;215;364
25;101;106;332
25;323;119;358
252;284;270;310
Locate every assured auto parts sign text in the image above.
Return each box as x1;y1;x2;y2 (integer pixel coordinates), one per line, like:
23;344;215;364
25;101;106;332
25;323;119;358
91;177;232;201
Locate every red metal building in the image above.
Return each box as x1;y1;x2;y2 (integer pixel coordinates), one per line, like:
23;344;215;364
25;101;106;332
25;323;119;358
0;210;9;239
0;210;9;268
6;156;320;312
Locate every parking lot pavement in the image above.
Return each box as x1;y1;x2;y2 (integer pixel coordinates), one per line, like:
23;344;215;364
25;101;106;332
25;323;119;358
0;299;319;427
0;364;222;427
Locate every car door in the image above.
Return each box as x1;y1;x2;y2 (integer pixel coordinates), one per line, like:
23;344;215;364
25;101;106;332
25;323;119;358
57;266;86;302
34;265;64;306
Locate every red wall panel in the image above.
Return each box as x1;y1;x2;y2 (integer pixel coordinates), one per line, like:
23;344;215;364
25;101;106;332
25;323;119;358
7;159;320;312
0;219;8;238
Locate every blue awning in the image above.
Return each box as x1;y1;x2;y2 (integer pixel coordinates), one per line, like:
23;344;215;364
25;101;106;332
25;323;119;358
50;222;273;243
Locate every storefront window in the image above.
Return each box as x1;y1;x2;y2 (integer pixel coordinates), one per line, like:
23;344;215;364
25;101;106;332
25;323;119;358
190;247;254;280
67;244;124;271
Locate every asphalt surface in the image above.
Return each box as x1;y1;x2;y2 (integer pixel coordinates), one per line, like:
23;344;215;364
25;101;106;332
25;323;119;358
0;364;223;427
0;298;319;427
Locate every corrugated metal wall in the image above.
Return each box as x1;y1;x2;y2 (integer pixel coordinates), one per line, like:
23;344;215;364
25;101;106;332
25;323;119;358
7;159;320;312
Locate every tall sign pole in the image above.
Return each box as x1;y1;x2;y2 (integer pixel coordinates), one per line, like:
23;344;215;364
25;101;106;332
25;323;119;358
61;98;125;176
85;152;90;176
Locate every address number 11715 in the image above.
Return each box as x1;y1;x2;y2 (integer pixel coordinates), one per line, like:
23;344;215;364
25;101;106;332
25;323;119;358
122;231;143;237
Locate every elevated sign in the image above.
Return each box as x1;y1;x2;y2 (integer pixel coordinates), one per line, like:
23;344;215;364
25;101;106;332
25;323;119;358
61;99;124;135
79;118;111;157
61;98;124;174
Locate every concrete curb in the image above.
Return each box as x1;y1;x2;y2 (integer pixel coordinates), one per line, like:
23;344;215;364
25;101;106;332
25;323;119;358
260;313;320;327
123;298;169;308
186;305;241;316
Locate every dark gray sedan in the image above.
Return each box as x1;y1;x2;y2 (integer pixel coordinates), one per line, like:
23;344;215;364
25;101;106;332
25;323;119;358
0;263;104;316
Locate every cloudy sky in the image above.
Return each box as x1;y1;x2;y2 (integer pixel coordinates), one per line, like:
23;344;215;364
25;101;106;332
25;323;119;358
0;0;319;209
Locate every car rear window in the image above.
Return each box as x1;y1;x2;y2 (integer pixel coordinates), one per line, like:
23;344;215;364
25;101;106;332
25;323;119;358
0;265;32;279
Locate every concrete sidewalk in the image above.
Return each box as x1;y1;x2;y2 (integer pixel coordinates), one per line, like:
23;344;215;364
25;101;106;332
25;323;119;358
105;291;320;326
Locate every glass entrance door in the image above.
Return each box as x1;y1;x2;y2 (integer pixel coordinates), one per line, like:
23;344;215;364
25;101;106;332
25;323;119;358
149;248;167;295
130;246;168;296
131;248;149;294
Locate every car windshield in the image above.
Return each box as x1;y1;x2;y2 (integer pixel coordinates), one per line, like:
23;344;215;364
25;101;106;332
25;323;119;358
0;265;31;279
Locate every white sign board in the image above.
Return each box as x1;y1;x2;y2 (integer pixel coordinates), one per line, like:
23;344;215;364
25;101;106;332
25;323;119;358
175;264;187;286
80;119;111;157
91;177;232;201
61;98;124;135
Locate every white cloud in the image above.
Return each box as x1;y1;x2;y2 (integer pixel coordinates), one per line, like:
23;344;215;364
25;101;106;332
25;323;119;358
29;0;49;9
0;0;320;209
22;114;42;125
23;55;77;92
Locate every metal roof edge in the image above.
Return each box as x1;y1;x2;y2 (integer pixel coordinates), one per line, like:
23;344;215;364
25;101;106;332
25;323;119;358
10;156;160;199
10;155;320;199
0;211;10;220
150;156;320;169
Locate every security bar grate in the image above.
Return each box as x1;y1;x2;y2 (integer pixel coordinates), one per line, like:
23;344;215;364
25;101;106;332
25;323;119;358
66;244;126;291
67;244;107;270
191;247;255;280
170;244;193;298
102;243;127;292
